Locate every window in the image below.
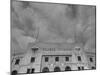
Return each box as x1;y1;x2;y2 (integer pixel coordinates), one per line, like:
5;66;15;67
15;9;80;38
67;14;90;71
27;68;35;74
54;66;61;72
42;67;49;73
27;69;31;74
90;58;93;62
65;57;69;61
82;67;84;70
65;66;71;71
12;70;17;75
45;57;49;62
78;67;81;70
55;57;59;62
31;68;35;73
31;57;35;63
77;56;81;61
91;67;96;69
15;59;20;65
78;66;84;70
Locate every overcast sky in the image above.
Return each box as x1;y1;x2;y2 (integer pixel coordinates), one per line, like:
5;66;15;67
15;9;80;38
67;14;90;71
11;1;96;54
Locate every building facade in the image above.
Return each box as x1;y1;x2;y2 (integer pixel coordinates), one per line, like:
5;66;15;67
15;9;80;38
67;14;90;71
11;43;96;75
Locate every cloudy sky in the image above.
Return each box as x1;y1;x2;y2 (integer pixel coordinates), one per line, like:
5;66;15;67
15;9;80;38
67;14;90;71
11;1;96;54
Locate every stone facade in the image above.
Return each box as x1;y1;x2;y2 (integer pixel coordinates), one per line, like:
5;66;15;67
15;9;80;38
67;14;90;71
11;43;96;74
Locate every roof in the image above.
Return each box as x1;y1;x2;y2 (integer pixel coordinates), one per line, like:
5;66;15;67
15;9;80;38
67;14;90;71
28;42;84;51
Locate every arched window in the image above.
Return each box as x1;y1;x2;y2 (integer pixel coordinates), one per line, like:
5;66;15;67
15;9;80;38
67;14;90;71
11;70;17;75
54;66;61;72
42;67;49;73
65;66;71;71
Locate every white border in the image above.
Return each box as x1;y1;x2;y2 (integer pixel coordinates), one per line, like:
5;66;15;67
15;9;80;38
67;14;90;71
0;0;99;75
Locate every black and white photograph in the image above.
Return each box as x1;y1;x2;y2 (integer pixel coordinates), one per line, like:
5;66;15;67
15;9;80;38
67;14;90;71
11;0;96;74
